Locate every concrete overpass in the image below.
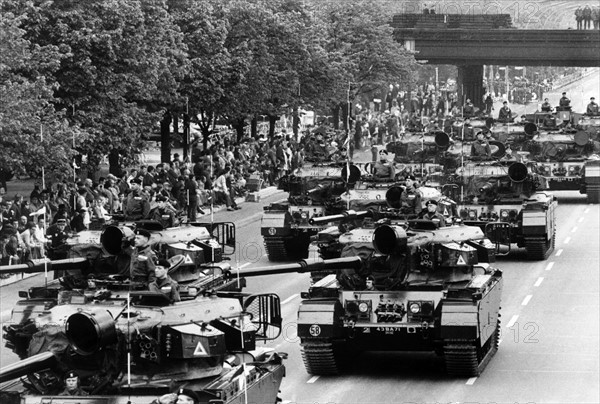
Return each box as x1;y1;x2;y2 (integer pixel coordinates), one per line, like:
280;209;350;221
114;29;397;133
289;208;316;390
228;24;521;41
392;14;600;106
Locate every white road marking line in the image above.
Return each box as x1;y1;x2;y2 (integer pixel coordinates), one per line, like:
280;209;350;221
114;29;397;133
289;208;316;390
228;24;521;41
307;376;320;384
555;249;563;257
564;237;571;244
522;295;533;306
571;227;577;233
281;294;299;305
534;277;544;287
237;262;251;269
584;207;590;213
466;377;477;385
506;315;519;328
578;217;584;223
545;262;554;271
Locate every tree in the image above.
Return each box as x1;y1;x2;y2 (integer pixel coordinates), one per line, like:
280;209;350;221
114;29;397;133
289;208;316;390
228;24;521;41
308;0;418;128
0;10;81;182
4;0;187;174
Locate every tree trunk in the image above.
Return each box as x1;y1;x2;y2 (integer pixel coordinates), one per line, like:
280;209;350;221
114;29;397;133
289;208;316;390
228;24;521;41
292;108;300;140
268;115;277;139
233;117;245;142
183;113;190;162
108;149;121;177
340;102;350;131
332;105;340;130
160;111;172;164
251;116;258;139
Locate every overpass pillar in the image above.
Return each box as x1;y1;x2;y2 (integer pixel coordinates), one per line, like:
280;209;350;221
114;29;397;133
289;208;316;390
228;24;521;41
457;65;484;109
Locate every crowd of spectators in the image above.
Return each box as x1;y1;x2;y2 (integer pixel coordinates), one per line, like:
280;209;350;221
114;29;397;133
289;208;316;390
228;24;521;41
0;131;332;265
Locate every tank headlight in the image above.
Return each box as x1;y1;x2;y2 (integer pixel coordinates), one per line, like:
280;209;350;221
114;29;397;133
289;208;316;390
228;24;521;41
468;210;477;219
500;210;509;218
568;166;575;172
409;302;421;314
358;302;369;313
300;212;308;220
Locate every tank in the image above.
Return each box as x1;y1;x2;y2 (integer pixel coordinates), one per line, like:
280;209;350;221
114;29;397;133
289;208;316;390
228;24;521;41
581;158;600;203
0;297;285;404
385;131;449;183
518;122;600;204
443;161;557;259
234;224;502;377
1;224;245;357
261;163;369;261
0;232;285;403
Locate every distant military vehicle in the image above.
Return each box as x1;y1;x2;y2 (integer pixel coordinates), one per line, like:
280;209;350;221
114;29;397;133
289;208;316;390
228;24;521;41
443;161;557;259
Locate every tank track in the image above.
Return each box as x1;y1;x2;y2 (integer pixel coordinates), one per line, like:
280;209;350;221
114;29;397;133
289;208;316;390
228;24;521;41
524;230;555;260
263;237;289;262
264;236;311;261
443;320;500;377
586;184;600;204
300;341;340;375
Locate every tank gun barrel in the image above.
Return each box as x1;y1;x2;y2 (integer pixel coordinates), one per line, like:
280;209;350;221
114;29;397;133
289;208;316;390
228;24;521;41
308;210;371;225
230;257;363;277
0;257;88;275
479;182;496;194
0;352;56;383
508;162;529;183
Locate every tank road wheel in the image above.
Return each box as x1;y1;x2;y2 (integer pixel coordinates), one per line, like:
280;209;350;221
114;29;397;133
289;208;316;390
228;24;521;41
300;340;345;375
524;230;555;260
443;320;500;377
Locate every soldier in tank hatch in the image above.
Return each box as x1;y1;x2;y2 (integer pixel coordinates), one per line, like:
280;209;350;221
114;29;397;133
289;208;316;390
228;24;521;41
471;131;492;159
374;149;395;180
148;258;180;303
131;228;156;285
497;101;513;123
587;97;599;115
59;371;88;396
418;199;446;227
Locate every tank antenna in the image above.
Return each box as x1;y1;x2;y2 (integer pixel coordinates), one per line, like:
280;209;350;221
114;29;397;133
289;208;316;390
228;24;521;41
210;154;214;224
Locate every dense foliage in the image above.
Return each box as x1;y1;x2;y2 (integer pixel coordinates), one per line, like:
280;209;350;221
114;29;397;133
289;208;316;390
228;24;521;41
0;0;417;176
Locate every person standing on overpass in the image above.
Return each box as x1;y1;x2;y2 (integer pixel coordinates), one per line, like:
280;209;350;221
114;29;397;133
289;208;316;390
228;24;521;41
583;5;592;29
575;7;583;30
